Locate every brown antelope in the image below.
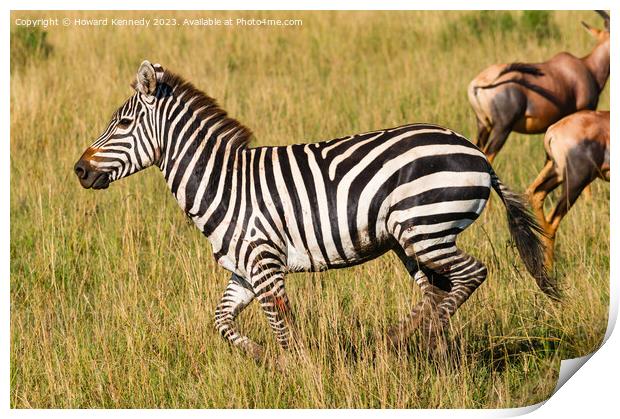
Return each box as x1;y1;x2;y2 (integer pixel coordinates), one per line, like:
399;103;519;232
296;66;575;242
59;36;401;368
468;11;610;163
526;110;609;268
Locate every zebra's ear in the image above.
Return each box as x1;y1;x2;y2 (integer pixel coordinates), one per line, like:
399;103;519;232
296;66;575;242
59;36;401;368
135;60;158;96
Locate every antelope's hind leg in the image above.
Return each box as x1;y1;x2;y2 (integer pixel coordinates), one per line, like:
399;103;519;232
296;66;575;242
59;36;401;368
480;92;524;163
483;125;512;164
474;117;491;150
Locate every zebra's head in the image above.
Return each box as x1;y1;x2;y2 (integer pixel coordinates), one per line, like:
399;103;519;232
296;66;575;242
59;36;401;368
74;60;165;189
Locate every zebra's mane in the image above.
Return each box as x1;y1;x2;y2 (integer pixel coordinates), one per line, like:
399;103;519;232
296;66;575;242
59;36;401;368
157;71;253;150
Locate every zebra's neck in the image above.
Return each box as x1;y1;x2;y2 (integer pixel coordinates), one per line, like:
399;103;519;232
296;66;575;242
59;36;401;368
158;106;247;241
147;74;252;260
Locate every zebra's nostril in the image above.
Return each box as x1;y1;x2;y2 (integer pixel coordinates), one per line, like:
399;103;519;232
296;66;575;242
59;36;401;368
74;161;88;179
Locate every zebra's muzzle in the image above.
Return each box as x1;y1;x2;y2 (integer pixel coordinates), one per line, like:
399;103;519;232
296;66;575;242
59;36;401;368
90;172;110;189
74;160;110;190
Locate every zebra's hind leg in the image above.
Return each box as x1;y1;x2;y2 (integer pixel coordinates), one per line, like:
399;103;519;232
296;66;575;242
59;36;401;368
387;247;448;348
422;250;488;350
214;273;264;362
387;270;448;348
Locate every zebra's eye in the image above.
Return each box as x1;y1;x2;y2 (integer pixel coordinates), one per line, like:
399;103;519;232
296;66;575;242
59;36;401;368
118;118;133;128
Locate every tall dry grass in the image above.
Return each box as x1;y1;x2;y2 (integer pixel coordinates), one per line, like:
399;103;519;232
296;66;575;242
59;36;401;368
10;10;609;408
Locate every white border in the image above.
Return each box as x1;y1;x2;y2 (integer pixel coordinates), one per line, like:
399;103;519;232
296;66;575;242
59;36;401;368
4;1;617;417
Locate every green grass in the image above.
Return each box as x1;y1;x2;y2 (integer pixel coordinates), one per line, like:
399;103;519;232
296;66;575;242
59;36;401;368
10;10;609;408
10;26;53;72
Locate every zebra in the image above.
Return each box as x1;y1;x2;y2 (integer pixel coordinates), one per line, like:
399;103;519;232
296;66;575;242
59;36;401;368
74;60;559;362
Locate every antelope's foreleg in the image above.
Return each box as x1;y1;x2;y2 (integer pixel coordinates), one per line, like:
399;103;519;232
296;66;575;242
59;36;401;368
526;160;559;229
544;175;592;268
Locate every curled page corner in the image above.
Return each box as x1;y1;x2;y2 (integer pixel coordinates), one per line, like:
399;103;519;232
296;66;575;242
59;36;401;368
495;352;602;417
491;354;597;418
552;354;594;394
548;285;617;403
493;400;545;417
500;288;617;416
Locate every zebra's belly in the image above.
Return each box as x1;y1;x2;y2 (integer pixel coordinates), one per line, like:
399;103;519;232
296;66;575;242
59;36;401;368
284;225;393;273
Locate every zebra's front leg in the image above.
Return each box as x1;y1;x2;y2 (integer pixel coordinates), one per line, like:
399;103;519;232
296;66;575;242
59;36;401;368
250;266;304;372
214;273;264;362
254;272;295;351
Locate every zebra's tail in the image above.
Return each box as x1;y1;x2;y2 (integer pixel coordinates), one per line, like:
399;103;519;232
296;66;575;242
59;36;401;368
489;168;561;300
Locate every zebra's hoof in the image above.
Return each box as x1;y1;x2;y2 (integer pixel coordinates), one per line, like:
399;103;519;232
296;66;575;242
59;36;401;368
245;342;266;363
386;329;407;350
423;331;448;359
273;353;291;373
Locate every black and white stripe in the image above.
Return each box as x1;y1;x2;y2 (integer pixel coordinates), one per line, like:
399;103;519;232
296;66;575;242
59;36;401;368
76;61;557;361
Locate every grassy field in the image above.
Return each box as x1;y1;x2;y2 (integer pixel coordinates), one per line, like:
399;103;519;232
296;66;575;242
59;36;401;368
10;10;610;408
